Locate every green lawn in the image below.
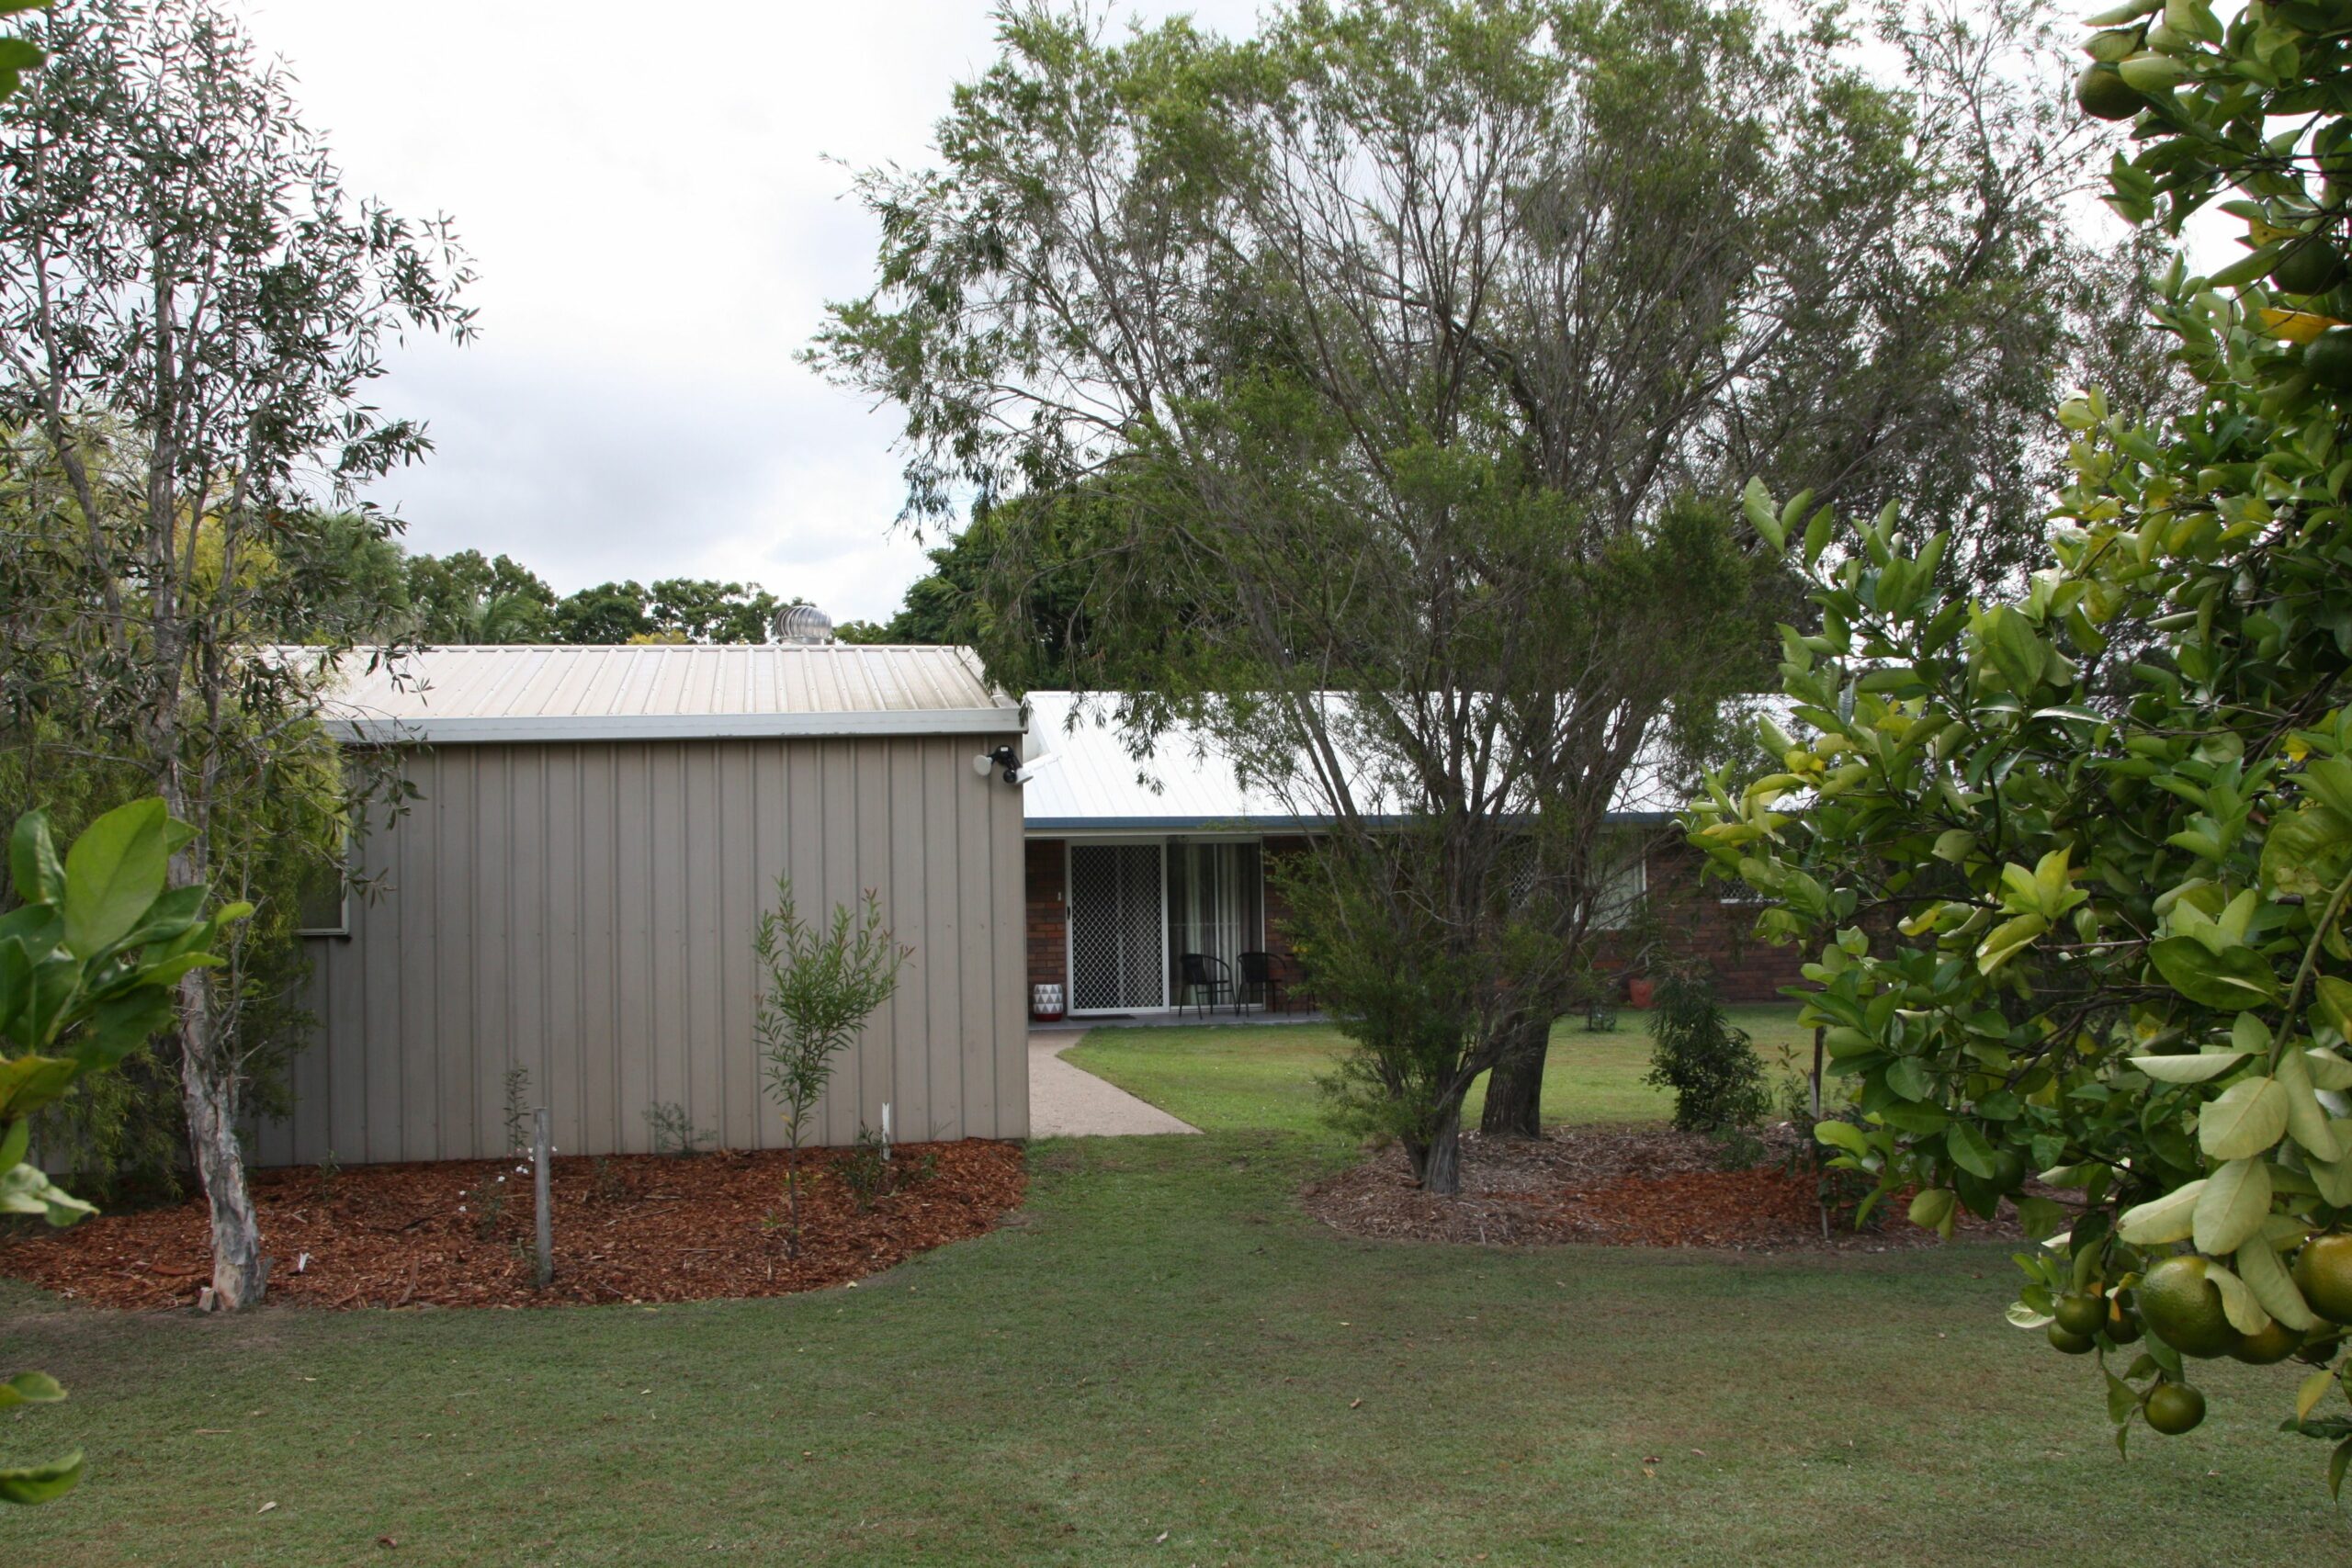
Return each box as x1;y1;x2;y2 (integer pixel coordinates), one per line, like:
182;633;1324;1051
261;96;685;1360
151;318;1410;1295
3;1010;2342;1564
1062;1004;1815;1137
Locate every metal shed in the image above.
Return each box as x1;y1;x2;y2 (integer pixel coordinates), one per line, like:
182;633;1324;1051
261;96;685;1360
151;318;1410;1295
258;643;1030;1166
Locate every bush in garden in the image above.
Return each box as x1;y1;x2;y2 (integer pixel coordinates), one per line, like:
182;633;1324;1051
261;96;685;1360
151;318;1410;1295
1691;0;2352;1481
753;878;908;1255
0;799;247;1504
1642;966;1769;1135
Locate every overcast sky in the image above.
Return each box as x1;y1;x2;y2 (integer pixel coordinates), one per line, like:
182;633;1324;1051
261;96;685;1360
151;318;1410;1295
236;1;1268;624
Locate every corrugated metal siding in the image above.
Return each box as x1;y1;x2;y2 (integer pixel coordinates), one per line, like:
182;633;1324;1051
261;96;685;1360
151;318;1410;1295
259;734;1028;1165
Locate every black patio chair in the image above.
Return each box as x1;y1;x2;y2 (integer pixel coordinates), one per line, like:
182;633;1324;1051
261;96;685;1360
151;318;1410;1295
1238;950;1287;1014
1175;952;1234;1018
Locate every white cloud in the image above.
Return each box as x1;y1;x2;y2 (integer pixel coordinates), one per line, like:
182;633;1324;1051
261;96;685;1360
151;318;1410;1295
236;0;1267;622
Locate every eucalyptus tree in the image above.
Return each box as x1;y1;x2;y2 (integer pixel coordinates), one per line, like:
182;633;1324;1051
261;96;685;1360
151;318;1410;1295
0;0;473;1305
816;0;2160;1175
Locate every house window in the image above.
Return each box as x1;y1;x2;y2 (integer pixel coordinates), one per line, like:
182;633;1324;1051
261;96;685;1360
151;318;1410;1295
1588;843;1646;931
1508;836;1647;931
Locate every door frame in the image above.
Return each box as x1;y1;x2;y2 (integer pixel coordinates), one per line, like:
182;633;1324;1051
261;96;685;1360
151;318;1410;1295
1063;836;1172;1016
1061;834;1266;1016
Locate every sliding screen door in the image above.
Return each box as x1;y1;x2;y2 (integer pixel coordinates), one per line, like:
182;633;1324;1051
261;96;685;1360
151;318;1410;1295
1067;842;1168;1011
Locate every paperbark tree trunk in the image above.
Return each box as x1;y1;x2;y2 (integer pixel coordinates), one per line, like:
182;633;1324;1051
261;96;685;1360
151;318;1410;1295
177;964;268;1308
164;771;269;1312
1478;1011;1553;1139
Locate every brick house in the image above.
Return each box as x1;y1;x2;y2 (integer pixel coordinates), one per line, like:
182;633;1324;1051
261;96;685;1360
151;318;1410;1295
1017;693;1803;1020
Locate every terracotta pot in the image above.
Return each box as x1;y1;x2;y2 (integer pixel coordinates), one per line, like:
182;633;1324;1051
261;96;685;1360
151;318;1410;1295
1625;976;1655;1009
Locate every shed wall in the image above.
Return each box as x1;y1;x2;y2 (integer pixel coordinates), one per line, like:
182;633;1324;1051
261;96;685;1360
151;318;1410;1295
260;735;1028;1166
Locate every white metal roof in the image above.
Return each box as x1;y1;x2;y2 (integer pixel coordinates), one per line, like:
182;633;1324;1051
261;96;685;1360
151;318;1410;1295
1018;691;1686;832
300;644;1023;744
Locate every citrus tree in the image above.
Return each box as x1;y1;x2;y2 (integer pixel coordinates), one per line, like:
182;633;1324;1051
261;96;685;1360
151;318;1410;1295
1690;0;2352;1484
0;798;249;1502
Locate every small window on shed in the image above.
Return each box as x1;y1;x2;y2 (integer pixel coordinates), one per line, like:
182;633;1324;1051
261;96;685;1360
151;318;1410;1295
295;841;351;938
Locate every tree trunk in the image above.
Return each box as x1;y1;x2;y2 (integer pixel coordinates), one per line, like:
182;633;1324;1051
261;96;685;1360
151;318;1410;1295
1409;1099;1465;1196
177;964;267;1308
1478;1010;1553;1139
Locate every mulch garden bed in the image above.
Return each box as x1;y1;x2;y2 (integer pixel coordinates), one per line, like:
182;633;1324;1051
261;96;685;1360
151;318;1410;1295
1302;1123;2024;1252
0;1139;1025;1311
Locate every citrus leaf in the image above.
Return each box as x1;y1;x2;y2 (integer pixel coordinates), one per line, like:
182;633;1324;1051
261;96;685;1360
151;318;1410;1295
1946;1121;1998;1179
2202;1260;2271;1336
2300;1368;2337;1423
0;1450;81;1506
2306;1048;2352;1092
2278;1048;2341;1163
1742;477;1784;549
0;1371;63;1409
2332;1437;2352;1502
2119;1179;2206;1245
2237;1234;2319;1331
2313;1145;2352;1208
2316;976;2352;1042
2007;1300;2053;1330
2130;1051;2248;1084
1815;1120;1869;1157
2150;937;2280;1008
2199;1077;2290;1160
2195;1157;2272;1255
1977;912;2048;974
1909;1188;1957;1235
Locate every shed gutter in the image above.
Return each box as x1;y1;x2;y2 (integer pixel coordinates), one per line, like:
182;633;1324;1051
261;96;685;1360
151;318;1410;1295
324;707;1025;745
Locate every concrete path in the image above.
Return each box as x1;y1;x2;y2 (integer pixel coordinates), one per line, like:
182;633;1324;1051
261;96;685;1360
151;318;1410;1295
1029;1032;1198;1138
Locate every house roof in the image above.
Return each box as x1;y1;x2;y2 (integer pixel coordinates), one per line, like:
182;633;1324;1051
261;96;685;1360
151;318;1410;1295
302;644;1023;744
1018;691;1688;833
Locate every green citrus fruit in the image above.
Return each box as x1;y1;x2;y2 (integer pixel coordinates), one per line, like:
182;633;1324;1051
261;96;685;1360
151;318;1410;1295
2047;1322;2098;1355
2271;237;2348;297
2293;1234;2352;1325
2076;64;2144;121
2144;1382;2207;1436
2228;1316;2304;1364
2054;1292;2109;1338
2304;327;2352;392
1988;1149;2026;1192
2139;1256;2245;1359
2106;1297;2143;1344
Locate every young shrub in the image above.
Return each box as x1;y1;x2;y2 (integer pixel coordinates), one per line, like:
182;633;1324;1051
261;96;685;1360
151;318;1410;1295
640;1101;711;1157
1642;966;1768;1134
753;878;909;1255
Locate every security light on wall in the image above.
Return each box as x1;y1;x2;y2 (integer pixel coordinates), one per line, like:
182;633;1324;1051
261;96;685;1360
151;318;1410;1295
974;745;1061;785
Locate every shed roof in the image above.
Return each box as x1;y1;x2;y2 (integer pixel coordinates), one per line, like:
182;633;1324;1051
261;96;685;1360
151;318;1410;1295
306;644;1023;744
1018;691;1687;832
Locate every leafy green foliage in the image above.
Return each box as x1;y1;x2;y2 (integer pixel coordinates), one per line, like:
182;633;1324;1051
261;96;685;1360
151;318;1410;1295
400;547;798;648
1642;968;1770;1135
1;0;474;1306
1690;0;2352;1478
814;0;2169;1187
0;797;245;1505
753;879;908;1254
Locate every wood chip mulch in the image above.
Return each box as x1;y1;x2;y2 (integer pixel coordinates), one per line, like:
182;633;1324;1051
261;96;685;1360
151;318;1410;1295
0;1139;1025;1312
1301;1123;2021;1253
